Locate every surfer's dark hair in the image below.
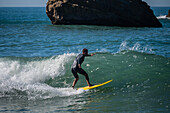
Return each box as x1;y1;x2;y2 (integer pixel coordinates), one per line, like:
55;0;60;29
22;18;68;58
83;48;88;53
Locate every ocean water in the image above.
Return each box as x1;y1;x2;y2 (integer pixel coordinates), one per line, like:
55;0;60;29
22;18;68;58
0;7;170;112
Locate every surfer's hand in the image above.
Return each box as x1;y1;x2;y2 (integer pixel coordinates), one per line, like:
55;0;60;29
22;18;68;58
91;53;96;56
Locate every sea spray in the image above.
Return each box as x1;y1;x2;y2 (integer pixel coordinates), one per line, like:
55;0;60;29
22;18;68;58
0;53;76;83
119;41;154;54
0;53;81;100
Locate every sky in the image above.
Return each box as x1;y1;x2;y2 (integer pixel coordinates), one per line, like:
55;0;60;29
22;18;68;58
143;0;170;7
0;0;169;7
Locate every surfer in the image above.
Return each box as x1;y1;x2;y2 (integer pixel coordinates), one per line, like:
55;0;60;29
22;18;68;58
71;48;95;89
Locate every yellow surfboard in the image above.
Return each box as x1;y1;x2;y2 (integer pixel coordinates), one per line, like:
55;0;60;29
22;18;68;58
77;80;112;90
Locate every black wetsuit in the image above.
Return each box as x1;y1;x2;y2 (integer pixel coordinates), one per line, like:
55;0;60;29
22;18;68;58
71;54;90;78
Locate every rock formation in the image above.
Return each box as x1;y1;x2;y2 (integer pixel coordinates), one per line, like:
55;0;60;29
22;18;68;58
46;0;162;27
166;10;170;17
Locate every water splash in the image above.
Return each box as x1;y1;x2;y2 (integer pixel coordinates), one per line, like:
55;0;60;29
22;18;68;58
0;53;80;100
119;41;154;54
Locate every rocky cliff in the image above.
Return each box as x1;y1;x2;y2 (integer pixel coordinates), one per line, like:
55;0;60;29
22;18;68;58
46;0;162;27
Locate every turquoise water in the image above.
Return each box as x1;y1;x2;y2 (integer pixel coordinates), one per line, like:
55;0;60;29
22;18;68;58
0;7;170;112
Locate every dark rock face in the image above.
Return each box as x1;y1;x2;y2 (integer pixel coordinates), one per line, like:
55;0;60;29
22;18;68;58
166;10;170;17
46;0;162;27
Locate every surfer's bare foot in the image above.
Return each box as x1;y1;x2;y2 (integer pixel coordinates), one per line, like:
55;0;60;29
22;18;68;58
72;86;74;89
89;84;93;87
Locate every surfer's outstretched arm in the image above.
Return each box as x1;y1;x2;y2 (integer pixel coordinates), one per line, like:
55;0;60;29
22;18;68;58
85;53;96;56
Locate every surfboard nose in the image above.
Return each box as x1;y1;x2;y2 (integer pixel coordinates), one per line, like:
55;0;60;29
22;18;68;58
77;79;113;90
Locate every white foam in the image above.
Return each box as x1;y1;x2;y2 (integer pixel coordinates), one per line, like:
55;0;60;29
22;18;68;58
157;15;170;19
0;53;75;84
0;53;82;100
24;83;84;100
119;41;154;54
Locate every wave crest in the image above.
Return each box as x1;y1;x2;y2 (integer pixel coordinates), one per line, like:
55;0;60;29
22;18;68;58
0;53;78;100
